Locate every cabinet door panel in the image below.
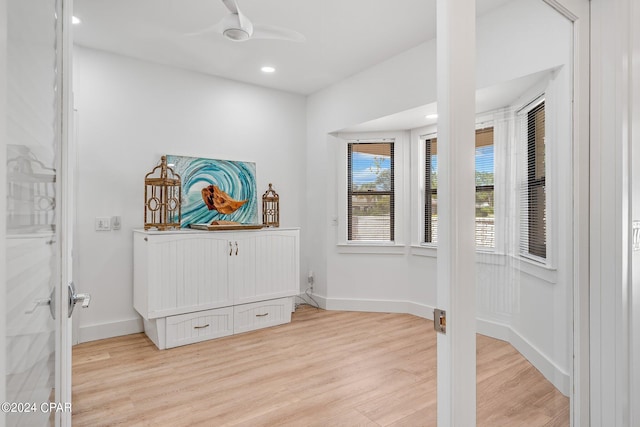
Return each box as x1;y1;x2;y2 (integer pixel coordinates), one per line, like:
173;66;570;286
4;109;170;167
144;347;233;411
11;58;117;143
234;231;299;304
148;235;232;315
230;234;257;303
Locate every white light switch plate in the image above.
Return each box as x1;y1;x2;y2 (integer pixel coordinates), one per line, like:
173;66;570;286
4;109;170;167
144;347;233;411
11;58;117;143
95;217;111;231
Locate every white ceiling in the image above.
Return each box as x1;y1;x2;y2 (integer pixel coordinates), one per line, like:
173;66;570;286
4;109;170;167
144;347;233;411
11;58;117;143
339;69;554;133
73;0;513;95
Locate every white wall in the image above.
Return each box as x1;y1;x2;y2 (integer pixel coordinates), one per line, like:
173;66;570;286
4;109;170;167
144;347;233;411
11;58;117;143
306;0;573;393
73;47;307;342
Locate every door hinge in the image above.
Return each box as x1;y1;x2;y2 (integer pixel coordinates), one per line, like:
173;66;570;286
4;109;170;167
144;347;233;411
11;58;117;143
434;308;446;334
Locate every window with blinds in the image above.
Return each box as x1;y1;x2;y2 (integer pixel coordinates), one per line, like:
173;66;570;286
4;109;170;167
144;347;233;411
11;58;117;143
423;128;494;248
520;100;546;259
424;137;438;243
347;142;394;241
475;128;495;249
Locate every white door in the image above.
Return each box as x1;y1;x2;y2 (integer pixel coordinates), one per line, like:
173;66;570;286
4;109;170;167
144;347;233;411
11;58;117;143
434;0;589;425
2;0;76;426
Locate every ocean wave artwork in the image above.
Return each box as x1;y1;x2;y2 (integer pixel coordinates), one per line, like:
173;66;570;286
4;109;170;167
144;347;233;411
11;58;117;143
166;155;257;227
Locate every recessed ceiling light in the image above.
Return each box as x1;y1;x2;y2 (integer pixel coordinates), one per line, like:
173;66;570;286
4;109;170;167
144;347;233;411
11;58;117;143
425;114;438;119
72;16;81;25
261;66;276;73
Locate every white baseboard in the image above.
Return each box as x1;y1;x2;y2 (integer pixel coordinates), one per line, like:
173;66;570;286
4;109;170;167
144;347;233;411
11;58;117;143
509;327;570;396
312;294;435;319
477;317;511;341
407;301;435;319
315;295;569;396
77;317;144;344
324;296;412;313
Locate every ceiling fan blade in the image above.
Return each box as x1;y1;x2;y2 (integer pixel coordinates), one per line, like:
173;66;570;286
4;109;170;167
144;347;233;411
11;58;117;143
221;0;239;14
252;24;306;43
185;20;225;37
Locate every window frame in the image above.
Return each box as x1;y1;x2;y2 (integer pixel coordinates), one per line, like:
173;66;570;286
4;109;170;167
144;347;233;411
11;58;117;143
336;132;407;254
415;119;499;252
474;126;496;250
509;85;558;281
347;141;395;242
424;135;438;245
517;96;549;265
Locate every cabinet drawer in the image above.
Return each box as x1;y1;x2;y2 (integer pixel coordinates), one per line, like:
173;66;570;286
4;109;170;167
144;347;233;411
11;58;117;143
165;307;233;348
233;298;292;334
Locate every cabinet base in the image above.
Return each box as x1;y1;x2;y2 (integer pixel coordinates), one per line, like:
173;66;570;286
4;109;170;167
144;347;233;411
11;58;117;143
142;297;294;350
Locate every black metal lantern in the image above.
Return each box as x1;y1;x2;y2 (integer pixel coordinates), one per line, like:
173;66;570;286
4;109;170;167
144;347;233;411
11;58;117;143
262;183;279;227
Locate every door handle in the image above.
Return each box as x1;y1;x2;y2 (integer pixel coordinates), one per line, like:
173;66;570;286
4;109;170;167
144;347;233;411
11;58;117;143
68;282;91;318
25;298;51;314
25;287;56;319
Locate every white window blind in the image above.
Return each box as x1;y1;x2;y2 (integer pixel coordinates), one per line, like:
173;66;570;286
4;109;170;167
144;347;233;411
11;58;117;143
519;100;546;259
424;129;494;248
475;128;495;248
424;137;438;243
348;142;394;241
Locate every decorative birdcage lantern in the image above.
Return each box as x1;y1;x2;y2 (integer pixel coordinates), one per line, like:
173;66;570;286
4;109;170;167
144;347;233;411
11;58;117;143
6;145;56;233
262;183;279;227
144;155;182;230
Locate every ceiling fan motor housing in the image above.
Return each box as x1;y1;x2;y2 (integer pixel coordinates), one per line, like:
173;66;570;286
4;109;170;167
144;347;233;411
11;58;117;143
223;27;250;41
222;12;252;41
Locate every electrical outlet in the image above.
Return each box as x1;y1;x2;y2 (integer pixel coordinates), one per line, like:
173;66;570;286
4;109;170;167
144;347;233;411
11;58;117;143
95;217;111;231
307;271;314;292
112;216;121;230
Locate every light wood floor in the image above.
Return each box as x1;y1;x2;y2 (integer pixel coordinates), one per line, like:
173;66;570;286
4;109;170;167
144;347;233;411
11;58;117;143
72;306;568;426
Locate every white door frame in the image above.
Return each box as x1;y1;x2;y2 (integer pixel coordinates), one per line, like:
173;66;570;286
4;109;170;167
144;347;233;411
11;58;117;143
540;2;591;425
590;0;640;425
435;0;590;425
0;0;7;425
57;0;74;425
631;2;640;425
435;0;477;425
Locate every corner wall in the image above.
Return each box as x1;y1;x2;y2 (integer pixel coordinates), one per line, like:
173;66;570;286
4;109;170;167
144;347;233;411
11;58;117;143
73;47;307;342
306;0;573;394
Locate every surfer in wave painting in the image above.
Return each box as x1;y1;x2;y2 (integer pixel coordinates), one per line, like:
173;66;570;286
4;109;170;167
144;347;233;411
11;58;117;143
201;184;248;214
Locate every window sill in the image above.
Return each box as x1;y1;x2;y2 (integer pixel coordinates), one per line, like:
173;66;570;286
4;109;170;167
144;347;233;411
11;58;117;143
336;243;406;255
409;245;506;265
512;255;557;284
410;244;437;258
476;250;506;265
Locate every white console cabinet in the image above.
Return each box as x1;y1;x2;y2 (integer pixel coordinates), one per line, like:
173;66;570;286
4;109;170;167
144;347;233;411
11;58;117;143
133;228;300;349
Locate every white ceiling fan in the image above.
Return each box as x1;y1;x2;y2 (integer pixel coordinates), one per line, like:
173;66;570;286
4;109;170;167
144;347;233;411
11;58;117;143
189;0;306;43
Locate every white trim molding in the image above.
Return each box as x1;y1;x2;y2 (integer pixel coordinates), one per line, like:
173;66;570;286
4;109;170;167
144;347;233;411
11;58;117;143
335;130;410;249
78;318;144;344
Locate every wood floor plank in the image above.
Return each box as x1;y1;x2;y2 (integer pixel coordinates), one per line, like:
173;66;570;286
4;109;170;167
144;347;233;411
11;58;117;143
72;306;568;426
